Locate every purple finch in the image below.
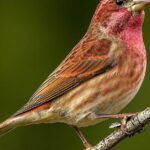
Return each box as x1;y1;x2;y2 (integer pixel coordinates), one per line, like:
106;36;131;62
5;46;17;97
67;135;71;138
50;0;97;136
0;0;149;149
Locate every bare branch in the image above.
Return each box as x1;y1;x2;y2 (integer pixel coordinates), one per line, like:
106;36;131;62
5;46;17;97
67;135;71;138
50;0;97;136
90;107;150;150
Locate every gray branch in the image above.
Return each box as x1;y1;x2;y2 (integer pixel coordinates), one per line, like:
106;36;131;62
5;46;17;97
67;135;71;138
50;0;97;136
90;107;150;150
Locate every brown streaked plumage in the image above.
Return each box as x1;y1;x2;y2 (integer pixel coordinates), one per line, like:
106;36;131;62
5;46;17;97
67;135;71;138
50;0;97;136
0;0;149;149
14;36;115;116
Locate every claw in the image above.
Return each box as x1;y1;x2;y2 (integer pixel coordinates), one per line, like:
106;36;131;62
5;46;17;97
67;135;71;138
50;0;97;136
109;122;121;129
84;146;93;150
89;112;137;135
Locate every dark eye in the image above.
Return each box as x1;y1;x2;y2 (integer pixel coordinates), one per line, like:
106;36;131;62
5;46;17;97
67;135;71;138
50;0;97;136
116;0;124;5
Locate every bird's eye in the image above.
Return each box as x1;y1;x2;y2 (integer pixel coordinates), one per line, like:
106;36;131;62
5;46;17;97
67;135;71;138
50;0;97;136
116;0;124;5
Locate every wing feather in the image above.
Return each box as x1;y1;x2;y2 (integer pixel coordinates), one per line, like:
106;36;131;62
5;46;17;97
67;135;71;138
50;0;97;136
14;35;117;116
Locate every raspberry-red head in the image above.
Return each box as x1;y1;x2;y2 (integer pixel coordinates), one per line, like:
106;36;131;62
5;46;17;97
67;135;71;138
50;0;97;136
91;0;149;35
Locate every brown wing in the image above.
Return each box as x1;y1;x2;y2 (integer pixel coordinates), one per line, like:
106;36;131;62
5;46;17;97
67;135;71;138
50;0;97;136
14;35;117;116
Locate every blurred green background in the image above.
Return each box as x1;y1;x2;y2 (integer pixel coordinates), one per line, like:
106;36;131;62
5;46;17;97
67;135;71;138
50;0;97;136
0;0;150;149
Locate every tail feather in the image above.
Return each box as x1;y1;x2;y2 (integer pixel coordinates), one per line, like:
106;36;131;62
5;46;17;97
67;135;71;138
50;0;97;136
0;118;16;136
0;115;29;136
0;108;53;136
0;111;48;136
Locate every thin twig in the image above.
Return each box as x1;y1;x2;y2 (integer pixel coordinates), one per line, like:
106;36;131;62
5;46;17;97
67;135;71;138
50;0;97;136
90;107;150;150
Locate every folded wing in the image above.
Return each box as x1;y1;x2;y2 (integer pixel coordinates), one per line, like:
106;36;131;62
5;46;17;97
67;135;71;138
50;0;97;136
14;35;117;116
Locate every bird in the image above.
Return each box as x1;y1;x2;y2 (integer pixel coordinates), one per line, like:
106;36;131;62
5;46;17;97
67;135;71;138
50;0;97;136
0;0;149;149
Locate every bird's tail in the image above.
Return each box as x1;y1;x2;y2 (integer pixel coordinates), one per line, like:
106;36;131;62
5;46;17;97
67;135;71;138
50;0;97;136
0;114;34;136
0;107;56;136
0;117;18;136
0;110;52;136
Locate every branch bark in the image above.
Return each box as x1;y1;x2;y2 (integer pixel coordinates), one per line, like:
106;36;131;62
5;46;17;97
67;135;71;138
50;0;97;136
90;107;150;150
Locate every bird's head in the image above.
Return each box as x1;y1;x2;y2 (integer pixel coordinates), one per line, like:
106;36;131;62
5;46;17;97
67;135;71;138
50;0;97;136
91;0;150;36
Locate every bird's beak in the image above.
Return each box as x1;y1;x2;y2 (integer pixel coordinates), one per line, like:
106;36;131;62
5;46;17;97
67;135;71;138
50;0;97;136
129;0;150;12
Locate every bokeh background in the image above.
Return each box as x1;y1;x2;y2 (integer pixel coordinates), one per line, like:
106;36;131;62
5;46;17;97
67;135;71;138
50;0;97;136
0;0;150;149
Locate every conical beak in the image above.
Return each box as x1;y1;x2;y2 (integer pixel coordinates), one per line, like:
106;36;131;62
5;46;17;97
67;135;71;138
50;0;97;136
130;0;150;12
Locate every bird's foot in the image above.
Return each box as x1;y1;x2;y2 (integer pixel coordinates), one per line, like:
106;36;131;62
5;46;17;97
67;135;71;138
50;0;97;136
88;112;137;135
84;145;93;150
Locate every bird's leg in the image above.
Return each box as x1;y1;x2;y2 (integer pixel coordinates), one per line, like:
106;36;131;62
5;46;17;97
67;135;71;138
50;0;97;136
72;126;92;150
88;113;137;133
